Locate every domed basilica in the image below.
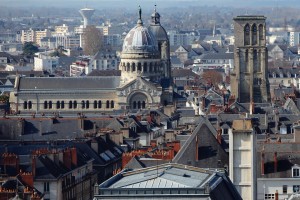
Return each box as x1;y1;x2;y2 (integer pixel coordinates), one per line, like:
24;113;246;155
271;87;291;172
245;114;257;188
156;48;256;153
10;6;175;113
117;6;173;110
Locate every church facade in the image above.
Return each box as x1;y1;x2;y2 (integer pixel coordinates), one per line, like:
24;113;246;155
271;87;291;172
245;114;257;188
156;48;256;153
9;7;173;114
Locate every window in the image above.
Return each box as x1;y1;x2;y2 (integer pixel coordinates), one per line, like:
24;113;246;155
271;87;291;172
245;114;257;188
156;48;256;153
94;100;97;109
69;100;72;109
98;100;102;109
244;24;250;46
81;100;85;109
44;182;49;192
49;101;52;109
61;101;64;109
110;100;114;109
44;101;48;109
23;101;27;109
86;100;89;109
106;100;109;108
283;185;287;194
293;168;300;177
56;101;60;109
73;101;77;109
294;185;300;193
252;24;257;45
28;101;32;109
265;194;274;199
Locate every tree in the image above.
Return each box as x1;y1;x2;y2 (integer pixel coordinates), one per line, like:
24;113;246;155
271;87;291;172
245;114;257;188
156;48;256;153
50;46;67;57
201;70;223;87
23;42;39;56
82;25;103;56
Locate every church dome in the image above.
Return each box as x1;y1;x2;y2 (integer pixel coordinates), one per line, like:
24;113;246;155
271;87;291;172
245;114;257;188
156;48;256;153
122;24;158;54
148;6;169;42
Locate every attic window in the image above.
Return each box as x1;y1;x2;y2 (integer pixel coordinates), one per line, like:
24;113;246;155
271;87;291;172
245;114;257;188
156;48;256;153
292;166;300;177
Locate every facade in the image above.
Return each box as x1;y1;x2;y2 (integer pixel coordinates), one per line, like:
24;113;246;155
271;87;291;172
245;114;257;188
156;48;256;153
168;31;199;46
35;29;51;46
288;31;300;46
34;53;59;72
21;29;35;43
230;16;270;103
10;8;174;113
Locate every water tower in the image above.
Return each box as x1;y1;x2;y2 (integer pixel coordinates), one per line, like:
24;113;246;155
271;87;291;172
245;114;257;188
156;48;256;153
79;8;95;28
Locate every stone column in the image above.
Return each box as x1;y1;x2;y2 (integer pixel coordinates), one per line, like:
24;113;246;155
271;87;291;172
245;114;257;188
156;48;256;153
249;48;254;102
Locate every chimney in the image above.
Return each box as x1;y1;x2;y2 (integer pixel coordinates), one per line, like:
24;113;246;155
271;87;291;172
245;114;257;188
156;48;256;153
275;190;279;200
70;147;77;167
39;120;42;136
78;117;85;130
294;125;300;142
91;139;98;153
32;156;36;177
250;100;254;115
202;96;206;110
210;104;217;113
261;151;265;175
63;149;72;169
121;127;129;138
274;152;278;173
216;128;222;144
275;111;279;134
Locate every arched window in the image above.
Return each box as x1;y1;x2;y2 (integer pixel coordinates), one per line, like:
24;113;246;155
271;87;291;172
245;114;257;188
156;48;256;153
137;63;141;71
142;101;146;109
73;101;77;109
144;63;147;72
44;101;48;109
111;100;114;109
61;101;64;109
244;24;250;46
106;100;109;108
69;100;72;109
28;101;32;109
259;24;264;43
126;63;130;71
133;101;137;109
138;101;141;109
98;100;102;109
252;24;257;45
49;101;52;109
23;101;28;109
94;100;97;109
56;101;60;109
132;63;136;71
86;100;89;109
81;100;85;109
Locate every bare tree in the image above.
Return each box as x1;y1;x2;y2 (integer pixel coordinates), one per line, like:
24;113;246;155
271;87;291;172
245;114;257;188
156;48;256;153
201;70;223;87
82;25;103;56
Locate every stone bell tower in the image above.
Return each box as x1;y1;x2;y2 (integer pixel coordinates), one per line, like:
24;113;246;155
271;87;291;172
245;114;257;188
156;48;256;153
230;16;270;103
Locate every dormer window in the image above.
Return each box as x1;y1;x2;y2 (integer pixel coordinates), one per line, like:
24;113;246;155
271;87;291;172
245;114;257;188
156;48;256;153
292;165;300;177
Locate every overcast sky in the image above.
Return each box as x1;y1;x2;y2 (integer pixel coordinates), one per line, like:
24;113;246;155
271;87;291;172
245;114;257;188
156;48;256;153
1;0;299;9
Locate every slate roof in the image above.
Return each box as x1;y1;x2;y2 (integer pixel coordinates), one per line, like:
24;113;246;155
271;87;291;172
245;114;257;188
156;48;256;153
17;76;120;91
98;163;242;200
199;52;234;60
173;116;228;168
87;70;121;76
171;68;198;77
